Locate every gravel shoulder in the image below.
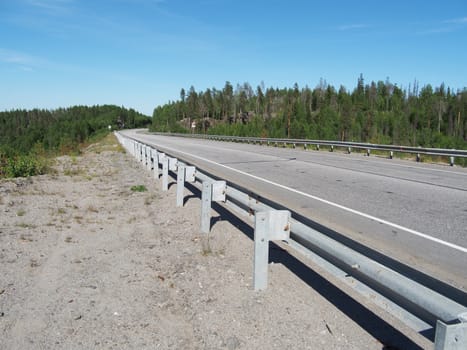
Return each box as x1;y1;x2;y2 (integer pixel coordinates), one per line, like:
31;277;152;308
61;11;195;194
0;136;430;349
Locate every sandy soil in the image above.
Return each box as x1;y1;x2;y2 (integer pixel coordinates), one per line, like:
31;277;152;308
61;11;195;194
0;135;430;349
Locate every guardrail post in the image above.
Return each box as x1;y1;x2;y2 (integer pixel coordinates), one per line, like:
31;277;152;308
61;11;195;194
316;144;320;151
293;143;296;149
304;143;307;150
200;180;226;234
176;164;196;207
434;318;467;350
330;145;334;152
450;156;455;166
348;147;352;154
390;151;394;159
152;149;159;178
146;147;152;171
367;149;371;157
168;157;178;172
201;182;212;234
254;210;291;291
176;164;185;207
162;156;169;191
416;153;421;162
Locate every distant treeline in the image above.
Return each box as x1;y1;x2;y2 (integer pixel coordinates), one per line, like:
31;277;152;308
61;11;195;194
150;76;467;150
0;105;151;177
0;105;151;156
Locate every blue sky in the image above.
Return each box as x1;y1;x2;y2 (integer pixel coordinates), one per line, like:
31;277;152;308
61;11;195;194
1;0;466;116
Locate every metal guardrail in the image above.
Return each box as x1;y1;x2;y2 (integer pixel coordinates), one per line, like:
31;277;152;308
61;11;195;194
115;132;467;350
152;132;467;166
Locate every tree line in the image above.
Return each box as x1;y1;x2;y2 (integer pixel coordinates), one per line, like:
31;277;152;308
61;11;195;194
150;76;467;150
0;105;151;177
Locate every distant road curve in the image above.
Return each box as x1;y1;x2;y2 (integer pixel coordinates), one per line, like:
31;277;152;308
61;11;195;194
121;130;467;290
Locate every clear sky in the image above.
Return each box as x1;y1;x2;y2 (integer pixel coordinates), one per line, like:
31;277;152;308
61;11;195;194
1;0;466;116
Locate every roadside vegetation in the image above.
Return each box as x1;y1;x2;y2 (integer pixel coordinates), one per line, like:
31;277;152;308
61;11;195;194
0;105;151;178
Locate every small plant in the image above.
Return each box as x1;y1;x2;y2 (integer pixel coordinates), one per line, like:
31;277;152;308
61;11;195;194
57;208;67;214
131;185;147;192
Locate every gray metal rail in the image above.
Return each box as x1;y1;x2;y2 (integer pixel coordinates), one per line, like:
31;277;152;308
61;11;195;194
152;132;467;165
115;132;467;350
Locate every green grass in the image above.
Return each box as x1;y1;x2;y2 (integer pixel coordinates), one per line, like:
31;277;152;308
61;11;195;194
131;185;147;192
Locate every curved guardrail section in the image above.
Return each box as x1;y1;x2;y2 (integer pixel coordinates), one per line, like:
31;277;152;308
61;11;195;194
115;132;467;350
151;131;467;166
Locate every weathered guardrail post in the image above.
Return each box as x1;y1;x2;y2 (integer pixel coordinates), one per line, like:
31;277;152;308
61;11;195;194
200;180;226;234
151;149;159;179
168;157;178;172
254;210;291;291
146;146;152;171
450;156;455;166
176;165;196;207
434;316;467;350
390;151;394;159
161;154;168;191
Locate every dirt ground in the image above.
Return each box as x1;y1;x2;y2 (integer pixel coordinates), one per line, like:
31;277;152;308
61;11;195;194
0;135;431;349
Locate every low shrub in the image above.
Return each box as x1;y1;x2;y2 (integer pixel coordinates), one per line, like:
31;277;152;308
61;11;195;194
3;155;48;178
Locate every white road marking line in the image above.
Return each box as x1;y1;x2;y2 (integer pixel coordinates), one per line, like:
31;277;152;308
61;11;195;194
138;134;467;254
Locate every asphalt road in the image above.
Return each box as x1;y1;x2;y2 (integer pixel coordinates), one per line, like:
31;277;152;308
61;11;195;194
121;130;467;291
